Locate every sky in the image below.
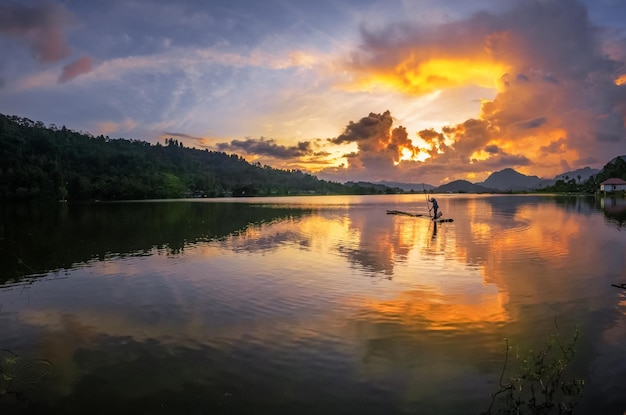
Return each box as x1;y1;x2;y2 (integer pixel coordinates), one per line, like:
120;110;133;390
1;0;625;185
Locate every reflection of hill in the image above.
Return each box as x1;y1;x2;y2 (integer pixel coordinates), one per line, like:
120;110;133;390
0;202;309;283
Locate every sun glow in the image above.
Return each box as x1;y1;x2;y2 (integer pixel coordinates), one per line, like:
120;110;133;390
397;146;414;163
394;145;431;166
400;57;508;91
344;54;509;95
469;148;493;162
351;57;509;95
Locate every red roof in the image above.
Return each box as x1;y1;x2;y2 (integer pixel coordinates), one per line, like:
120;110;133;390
600;178;626;185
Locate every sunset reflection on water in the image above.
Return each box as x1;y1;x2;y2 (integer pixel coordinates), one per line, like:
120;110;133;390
1;194;625;413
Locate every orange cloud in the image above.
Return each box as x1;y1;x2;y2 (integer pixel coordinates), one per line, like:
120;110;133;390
349;56;509;96
318;0;626;184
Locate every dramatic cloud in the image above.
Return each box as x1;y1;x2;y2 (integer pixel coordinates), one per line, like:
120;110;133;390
325;111;419;180
318;110;530;184
58;56;93;83
0;2;76;64
322;0;626;183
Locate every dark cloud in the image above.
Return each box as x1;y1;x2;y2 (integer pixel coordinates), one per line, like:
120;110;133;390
163;131;203;140
313;150;332;158
160;131;208;147
58;56;93;83
515;117;547;130
0;2;76;64
217;137;314;159
331;111;394;148
484;145;501;154
479;153;531;169
516;73;530;83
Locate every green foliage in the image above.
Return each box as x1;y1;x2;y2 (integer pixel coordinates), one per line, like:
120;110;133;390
483;328;584;415
542;179;581;193
0;346;53;408
0;113;393;201
0;352;19;395
593;156;626;184
540;157;626;194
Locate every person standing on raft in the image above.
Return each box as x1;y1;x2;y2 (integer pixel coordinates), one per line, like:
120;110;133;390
428;197;440;220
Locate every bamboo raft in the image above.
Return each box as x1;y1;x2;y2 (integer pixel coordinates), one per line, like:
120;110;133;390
386;210;454;223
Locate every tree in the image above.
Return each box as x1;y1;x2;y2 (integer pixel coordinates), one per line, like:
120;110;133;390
0;113;382;201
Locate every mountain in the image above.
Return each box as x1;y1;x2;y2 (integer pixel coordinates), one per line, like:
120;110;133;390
434;180;493;193
554;166;599;182
479;168;541;191
385;158;621;194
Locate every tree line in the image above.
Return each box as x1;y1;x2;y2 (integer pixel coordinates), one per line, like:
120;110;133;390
540;156;626;193
0;114;400;201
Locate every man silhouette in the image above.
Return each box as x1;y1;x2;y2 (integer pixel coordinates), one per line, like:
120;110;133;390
429;197;440;220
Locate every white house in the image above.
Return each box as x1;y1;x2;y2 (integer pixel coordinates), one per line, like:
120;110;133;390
599;178;626;192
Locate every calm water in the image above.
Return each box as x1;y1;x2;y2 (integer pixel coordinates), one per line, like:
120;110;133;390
1;194;625;414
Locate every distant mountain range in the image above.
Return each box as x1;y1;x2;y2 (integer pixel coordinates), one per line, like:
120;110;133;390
374;159;626;193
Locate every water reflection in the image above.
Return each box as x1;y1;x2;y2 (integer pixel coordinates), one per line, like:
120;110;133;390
0;201;310;283
1;195;626;413
600;196;626;228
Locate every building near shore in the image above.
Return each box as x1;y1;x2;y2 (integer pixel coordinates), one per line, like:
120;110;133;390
599;178;626;193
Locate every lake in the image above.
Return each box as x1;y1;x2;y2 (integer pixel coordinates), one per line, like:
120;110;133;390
1;194;625;414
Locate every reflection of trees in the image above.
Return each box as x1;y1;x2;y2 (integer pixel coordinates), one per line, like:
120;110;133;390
600;197;626;229
552;194;598;215
0;202;309;283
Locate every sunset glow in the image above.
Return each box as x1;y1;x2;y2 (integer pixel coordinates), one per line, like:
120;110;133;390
348;57;508;96
399;58;508;93
0;0;624;185
360;289;509;331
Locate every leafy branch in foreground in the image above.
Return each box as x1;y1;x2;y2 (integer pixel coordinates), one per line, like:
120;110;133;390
483;327;585;415
0;347;53;407
0;348;21;398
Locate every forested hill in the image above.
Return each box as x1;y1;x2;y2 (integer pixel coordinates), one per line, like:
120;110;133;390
0;114;395;201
